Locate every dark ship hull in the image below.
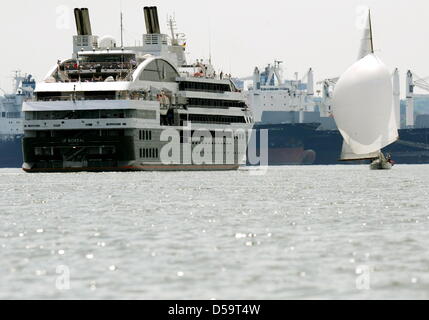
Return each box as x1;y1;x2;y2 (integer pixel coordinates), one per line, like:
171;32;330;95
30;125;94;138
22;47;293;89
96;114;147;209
247;123;319;165
305;128;429;165
1;127;429;168
249;122;429;165
0;136;23;168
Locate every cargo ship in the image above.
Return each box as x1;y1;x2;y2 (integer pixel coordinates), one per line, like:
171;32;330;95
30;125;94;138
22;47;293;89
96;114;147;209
241;61;429;165
0;73;35;168
242;61;323;165
242;9;429;166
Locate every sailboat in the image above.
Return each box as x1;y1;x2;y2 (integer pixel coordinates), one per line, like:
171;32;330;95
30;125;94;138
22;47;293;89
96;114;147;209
332;10;399;170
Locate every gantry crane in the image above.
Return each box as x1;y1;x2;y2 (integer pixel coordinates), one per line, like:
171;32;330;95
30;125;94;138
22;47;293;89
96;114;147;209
405;70;429;127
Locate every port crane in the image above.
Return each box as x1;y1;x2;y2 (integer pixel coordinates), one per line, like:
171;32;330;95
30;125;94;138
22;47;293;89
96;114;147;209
405;70;429;127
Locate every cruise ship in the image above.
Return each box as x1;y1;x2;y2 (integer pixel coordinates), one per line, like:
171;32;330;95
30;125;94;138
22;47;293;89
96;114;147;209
22;7;253;172
0;73;35;167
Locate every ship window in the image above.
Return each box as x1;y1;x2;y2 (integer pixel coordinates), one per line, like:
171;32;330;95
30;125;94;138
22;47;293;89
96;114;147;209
179;114;246;124
136;110;156;119
187;98;246;109
139;148;159;159
139;59;179;82
6;112;20;118
34;147;53;156
179;81;231;93
79;53;135;63
141;60;161;81
139;130;153;141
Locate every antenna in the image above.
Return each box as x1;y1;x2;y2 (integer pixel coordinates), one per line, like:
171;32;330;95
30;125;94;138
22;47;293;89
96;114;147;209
120;12;124;47
167;15;177;45
209;36;212;65
12;70;21;93
120;1;124;47
208;20;212;64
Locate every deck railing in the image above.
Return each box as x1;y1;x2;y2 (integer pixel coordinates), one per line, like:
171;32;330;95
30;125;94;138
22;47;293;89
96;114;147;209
62;61;136;72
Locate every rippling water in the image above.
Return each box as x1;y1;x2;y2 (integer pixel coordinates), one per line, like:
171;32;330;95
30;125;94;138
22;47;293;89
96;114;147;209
1;165;429;299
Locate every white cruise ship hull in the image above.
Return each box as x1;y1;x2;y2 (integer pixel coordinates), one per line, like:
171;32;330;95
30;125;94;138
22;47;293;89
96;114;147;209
22;100;250;172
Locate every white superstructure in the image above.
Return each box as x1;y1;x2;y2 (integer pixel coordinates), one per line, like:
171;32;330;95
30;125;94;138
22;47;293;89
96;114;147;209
243;61;316;123
0;73;35;139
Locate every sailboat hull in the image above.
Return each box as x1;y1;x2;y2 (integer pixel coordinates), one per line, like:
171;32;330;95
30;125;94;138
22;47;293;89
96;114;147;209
369;158;392;170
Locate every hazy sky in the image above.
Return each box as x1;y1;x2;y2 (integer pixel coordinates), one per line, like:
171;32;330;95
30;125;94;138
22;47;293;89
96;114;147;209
0;0;428;97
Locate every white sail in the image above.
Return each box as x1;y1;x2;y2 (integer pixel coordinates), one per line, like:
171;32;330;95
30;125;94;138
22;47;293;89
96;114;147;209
340;142;380;161
332;54;398;160
357;9;374;60
385;94;400;143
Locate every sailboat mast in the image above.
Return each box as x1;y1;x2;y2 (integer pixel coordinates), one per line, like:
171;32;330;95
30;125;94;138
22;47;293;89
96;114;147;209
368;10;374;54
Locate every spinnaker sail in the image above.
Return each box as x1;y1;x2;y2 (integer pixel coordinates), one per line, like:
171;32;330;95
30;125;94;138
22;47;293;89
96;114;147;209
332;10;398;161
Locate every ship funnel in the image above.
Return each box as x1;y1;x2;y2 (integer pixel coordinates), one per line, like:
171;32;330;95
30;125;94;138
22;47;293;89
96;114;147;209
143;7;152;34
74;8;84;35
81;8;93;36
74;8;92;36
150;7;160;34
143;6;161;34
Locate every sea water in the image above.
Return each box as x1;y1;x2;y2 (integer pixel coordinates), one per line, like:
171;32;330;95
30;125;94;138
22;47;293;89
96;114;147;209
0;165;428;299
